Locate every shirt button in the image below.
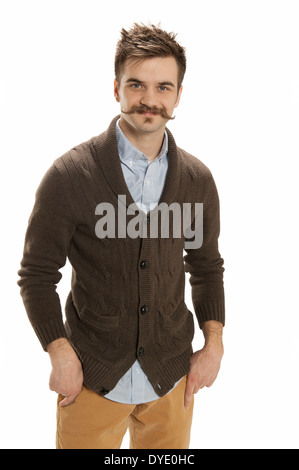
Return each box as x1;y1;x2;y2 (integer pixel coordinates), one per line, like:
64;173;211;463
138;347;145;357
140;260;148;269
140;305;149;315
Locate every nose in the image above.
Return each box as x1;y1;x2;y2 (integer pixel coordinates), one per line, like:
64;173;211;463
140;87;159;108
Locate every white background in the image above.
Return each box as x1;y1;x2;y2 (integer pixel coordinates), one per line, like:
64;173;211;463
1;0;299;449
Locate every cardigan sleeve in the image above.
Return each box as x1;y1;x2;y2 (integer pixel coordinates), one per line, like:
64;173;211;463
17;163;76;350
184;169;225;327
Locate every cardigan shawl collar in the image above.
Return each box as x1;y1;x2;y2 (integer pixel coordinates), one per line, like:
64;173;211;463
91;115;181;213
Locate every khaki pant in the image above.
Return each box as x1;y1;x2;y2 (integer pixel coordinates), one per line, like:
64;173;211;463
56;375;193;449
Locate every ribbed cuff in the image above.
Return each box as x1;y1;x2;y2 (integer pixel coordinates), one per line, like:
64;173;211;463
33;317;68;351
194;300;225;327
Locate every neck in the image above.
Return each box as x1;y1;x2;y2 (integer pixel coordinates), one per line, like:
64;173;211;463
118;117;165;162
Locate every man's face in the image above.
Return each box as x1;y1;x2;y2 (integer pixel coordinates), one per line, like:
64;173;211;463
114;56;182;135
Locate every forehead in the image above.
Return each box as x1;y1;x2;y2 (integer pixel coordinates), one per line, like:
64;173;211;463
121;56;179;84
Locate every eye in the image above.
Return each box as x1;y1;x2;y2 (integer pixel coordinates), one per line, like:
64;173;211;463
131;83;141;89
159;86;168;92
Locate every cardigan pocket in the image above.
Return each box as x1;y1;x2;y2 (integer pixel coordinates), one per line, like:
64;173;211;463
71;304;123;364
163;301;188;328
157;302;194;358
79;306;120;332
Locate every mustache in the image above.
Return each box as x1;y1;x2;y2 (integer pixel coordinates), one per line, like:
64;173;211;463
121;105;175;120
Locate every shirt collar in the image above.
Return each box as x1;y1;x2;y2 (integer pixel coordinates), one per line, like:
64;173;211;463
116;118;168;165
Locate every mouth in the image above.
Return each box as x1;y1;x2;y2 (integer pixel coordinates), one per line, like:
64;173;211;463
139;110;158;116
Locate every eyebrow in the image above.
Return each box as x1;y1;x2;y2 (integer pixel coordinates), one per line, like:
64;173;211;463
125;78;176;88
159;81;176;88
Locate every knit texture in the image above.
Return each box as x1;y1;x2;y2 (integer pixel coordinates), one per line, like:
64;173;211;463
17;115;225;397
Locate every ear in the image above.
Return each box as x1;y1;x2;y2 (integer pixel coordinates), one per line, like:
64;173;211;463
174;85;183;108
114;79;120;103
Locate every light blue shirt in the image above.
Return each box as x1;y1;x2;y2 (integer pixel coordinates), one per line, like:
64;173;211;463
104;119;181;404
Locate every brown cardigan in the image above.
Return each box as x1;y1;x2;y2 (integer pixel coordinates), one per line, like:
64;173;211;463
17;115;225;397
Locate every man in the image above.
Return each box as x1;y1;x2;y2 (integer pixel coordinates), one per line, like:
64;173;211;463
17;23;225;449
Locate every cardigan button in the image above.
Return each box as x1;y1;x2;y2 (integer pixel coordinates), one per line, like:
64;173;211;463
138;347;145;357
140;305;149;315
140;260;149;269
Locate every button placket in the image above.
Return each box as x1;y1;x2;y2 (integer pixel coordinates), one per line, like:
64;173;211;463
137;235;151;360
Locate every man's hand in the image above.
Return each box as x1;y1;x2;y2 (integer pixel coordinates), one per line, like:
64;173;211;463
47;338;84;407
184;320;224;410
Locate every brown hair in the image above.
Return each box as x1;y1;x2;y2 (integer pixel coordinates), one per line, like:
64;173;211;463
115;23;186;90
